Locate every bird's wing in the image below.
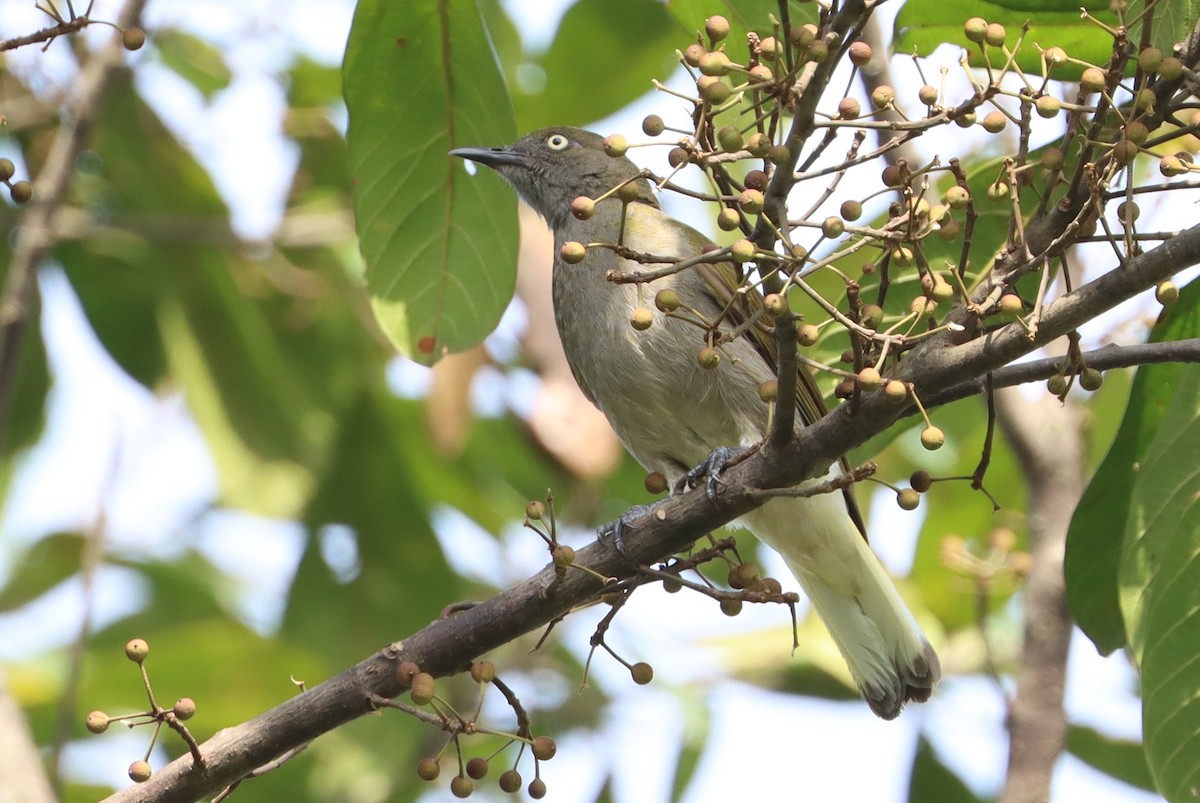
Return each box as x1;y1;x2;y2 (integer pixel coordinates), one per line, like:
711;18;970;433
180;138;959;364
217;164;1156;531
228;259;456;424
693;258;869;539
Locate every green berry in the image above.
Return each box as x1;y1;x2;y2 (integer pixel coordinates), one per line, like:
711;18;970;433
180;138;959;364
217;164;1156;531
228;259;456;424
526;500;545;520
451;774;474;798
720;598;743;616
560;241;586;264
128;760;152;783
840;199;862;221
717;207;741;231
499;769;522;793
1080;67;1106;94
570;196;594;220
470;660;496;683
631;662;654;685
697;346;721;370
1155;280;1179;306
1079;367;1103;391
897;489;920;510
630;307;654;331
172;698;196;720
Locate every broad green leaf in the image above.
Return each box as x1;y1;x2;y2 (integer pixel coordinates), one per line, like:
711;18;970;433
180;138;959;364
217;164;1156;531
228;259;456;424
1121;363;1200;800
907;736;986;803
152;30;233;100
667;0;817;46
515;0;679;130
0;533;84;611
344;0;517;364
1066;724;1155;792
1067;278;1200;654
895;1;1118;80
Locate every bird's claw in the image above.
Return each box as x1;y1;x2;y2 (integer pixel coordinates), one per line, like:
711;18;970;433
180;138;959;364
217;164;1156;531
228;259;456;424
678;446;748;503
597;502;657;562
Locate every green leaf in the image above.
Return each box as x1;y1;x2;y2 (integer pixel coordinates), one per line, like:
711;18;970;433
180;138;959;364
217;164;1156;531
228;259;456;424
1066;278;1200;654
1066;724;1155;792
344;0;517;364
906;736;986;803
0;533;84;611
667;0;816;45
1120;362;1200;800
894;1;1118;80
152;30;233;100
515;0;679;130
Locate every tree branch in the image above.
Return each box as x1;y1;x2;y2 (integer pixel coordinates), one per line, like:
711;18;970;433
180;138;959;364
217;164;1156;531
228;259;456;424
0;0;149;451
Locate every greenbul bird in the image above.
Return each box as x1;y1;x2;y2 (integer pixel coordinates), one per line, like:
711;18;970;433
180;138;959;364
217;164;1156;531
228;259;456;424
452;127;939;719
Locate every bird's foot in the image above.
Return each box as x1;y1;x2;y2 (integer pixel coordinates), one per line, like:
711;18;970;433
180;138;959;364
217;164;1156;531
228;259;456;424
677;445;757;503
597;502;657;561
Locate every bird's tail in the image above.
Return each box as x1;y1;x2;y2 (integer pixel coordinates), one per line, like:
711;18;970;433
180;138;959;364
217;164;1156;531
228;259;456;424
743;493;940;719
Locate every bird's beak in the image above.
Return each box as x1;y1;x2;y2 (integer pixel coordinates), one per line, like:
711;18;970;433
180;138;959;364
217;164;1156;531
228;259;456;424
449;146;527;169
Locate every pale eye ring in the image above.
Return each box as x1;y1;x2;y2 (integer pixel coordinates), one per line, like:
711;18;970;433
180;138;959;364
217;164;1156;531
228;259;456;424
546;133;570;151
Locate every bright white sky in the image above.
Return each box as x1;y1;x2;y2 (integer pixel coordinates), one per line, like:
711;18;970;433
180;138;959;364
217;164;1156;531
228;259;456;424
0;0;1176;800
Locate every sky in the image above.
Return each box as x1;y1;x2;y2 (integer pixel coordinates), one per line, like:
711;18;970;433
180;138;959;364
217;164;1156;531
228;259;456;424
0;0;1181;800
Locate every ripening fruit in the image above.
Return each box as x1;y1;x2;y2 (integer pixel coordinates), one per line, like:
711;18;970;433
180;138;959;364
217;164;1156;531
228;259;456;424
891;246;914;267
0;158;13;181
1112;139;1139;165
630;307;654;331
642;114;664;136
705;15;731;43
1117;201;1139;224
668;146;690;168
758;36;780;61
125;638;150;663
758;380;777;403
122;26;146;51
499;769;523;793
729;562;762;590
731;238;757;262
396;661;420;685
920;426;945;450
552;545;575;567
986;181;1010;201
655;289;681;312
466;757;489;780
1080;67;1106;94
86;711;110;734
1079;367;1103;391
767;144;791;165
738;189;765;214
1160;155;1187;176
984;23;1006;47
560;241;586;264
881;164;904;187
528;779;548;799
526;500;545;520
796;323;820;346
1133;88;1155;114
838;97;861;120
790;23;817;48
931;278;955;303
410;672;436;704
1034;95;1061;118
720;598;743;616
748;64;774;83
1043;47;1067;67
918;84;939;105
1123;121;1149;145
698;77;731;104
763;292;788;317
717;207;741;231
645;471;668;494
570;196;594;220
963;17;987;43
744;170;768;191
1155;280;1179;306
870;86;895;109
848;41;872;66
999;293;1023;316
860;303;883;328
602;134;628;157
911;296;937;320
699;50;732;77
631;662;654;685
1047;374;1069;396
982;110;1006;133
470;660;496;683
531;736;557;761
172;698;196;720
10;181;33;203
806;41;829;63
746;133;770;156
1041;147;1064;171
698;346;721;369
1138;46;1163;74
936;217;961;242
1158;57;1183;80
909;470;933;493
884;380;907;402
897;489;921;510
128;760;152;783
943;185;970;208
717;124;744;152
683;44;705;67
857;367;883;392
954;111;976;128
840;199;862;221
821;216;845;238
451;775;474;798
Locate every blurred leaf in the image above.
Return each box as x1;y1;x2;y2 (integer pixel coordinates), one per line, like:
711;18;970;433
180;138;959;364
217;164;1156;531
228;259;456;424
667;696;708;801
1067;278;1200;654
153;30;233;100
1120;362;1200;800
894;1;1118;80
286;55;343;109
907;736;987;803
0;533;84;611
516;0;679;130
1066;724;1155;792
344;0;517;364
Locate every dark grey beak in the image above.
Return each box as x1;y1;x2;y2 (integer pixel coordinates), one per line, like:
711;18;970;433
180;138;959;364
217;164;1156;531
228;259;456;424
449;146;527;169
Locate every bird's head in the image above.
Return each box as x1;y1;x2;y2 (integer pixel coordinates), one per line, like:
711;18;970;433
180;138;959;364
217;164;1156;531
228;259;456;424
451;127;655;229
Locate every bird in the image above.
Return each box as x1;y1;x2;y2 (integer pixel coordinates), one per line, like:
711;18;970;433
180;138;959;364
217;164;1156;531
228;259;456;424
451;127;939;719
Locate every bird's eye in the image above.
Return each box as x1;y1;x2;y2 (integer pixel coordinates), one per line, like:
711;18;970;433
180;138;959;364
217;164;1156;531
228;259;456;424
546;133;570;151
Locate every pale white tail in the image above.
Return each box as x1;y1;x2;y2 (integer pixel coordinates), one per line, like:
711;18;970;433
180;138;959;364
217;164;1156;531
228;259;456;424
744;492;939;719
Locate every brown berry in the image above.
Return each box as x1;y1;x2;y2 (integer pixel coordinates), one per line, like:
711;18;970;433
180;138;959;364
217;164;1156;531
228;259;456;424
1080;67;1106;94
840;199;862;221
560;241;586;264
796;323;819;347
570;196;594;220
963;17;987;43
848;41;872;66
884;380;907;402
466;757;489;780
631;662;654;685
642;115;664;136
744;170;768;191
644;471;668;494
172;698;196;720
837;97;861;120
705;15;731;43
410;672;436;705
897;489;920;510
909;470;933;493
11;180;33;203
499;769;522;793
0;158;13;181
552;545;575;568
451;774;474;798
984;23;1006;47
417;757;441;781
531;736;557;761
698;346;721;369
122;26;146;51
128;760;152;783
397;661;420;685
86;711;109;734
470;660;496;683
528;779;548;799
